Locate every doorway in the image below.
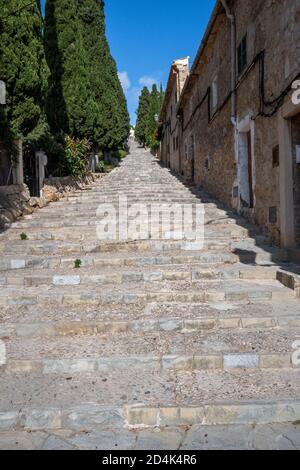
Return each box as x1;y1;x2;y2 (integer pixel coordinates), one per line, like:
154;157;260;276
238;130;254;209
291;113;300;246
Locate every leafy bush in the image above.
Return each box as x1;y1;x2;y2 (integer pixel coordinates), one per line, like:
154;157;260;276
74;259;82;269
111;149;127;160
96;161;107;173
64;136;91;177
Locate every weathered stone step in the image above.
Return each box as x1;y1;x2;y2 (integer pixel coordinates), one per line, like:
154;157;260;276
3;326;298;364
3;226;252;242
0;239;255;257
125;400;300;429
1;422;300;450
1;300;299;328
0;371;299;442
3;310;299;340
0;265;278;287
0;279;294;307
0;367;299;410
0;240;287;263
0;241;231;257
0;251;240;272
3;352;299;376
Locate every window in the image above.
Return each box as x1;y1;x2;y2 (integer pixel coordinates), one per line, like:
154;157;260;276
173;137;176;151
237;35;247;75
176;136;179;150
175;91;178;104
272;145;279;168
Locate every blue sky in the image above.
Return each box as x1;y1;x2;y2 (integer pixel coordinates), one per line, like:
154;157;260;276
41;1;216;123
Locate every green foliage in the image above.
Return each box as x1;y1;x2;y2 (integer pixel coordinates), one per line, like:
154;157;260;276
135;87;151;147
45;0;130;152
96;161;107;173
111;149;128;160
0;1;49;143
135;84;164;152
20;232;28;241
74;259;82;269
64;136;91;177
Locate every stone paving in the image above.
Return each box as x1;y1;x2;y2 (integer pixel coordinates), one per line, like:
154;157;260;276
0;140;300;449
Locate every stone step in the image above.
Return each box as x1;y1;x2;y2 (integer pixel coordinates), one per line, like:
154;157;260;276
0;265;278;287
3;311;299;340
0;371;299;445
1;299;299;328
22;208;223;221
0;238;287;261
0;251;241;272
3;352;299;376
1;422;300;450
0;279;295;307
3;226;252;242
10;213;241;228
3;325;298;367
0;238;261;256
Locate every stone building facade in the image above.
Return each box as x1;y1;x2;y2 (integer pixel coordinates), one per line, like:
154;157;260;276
160;57;190;172
159;0;300;249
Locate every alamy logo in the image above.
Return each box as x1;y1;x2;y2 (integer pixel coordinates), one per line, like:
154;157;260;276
292;80;300;105
292;340;300;367
96;195;205;243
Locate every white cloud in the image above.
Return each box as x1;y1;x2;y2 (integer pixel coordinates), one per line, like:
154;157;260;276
118;71;131;91
138;75;157;88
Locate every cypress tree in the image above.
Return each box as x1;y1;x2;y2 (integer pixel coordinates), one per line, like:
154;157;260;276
145;84;161;149
0;0;48;141
78;0;129;151
44;0;95;140
135;86;151;147
45;0;129;151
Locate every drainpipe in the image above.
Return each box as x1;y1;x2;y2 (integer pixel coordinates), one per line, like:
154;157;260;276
221;0;240;211
221;0;237;125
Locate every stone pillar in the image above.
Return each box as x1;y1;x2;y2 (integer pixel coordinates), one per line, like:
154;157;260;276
12;139;24;185
36;151;48;197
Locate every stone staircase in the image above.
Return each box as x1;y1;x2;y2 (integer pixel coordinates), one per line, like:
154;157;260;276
0;140;299;450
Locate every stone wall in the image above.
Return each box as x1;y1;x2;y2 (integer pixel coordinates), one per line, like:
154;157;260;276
160;0;300;245
160;58;189;171
0;173;98;231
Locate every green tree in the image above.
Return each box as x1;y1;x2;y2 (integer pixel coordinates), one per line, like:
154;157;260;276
78;0;129;151
0;0;49;142
136;84;164;151
135;86;151;147
145;84;162;150
45;0;129;152
44;0;94;140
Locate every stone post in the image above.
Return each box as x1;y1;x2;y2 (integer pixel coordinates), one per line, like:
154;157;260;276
35;151;48;197
12;139;24;185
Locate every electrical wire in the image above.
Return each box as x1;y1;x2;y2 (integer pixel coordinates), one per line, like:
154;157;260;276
162;49;300;133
